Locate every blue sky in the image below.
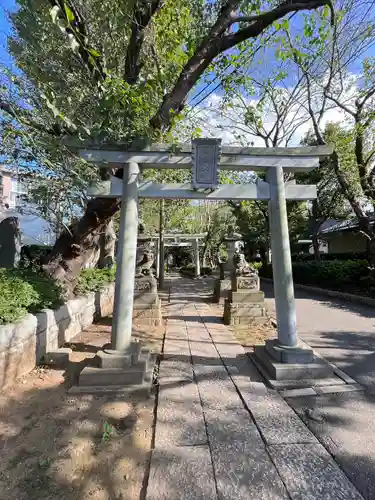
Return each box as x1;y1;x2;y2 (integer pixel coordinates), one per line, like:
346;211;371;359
0;0;16;67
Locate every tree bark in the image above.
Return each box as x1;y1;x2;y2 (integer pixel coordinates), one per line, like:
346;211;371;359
43;196;120;285
99;218;116;268
312;232;321;261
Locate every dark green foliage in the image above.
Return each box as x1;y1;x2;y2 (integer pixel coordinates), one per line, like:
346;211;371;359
179;265;213;277
20;245;53;270
261;260;369;291
292;252;368;262
292;260;369;288
74;266;116;295
0;268;64;324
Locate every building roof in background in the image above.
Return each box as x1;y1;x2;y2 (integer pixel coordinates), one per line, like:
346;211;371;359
319;216;375;235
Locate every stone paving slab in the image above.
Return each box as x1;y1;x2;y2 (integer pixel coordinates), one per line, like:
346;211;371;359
288;391;375;500
195;372;245;411
158;359;194;380
314;383;363;394
233;377;318;445
211;441;290;500
151;280;364;500
204;408;263;446
146;446;218;500
268;443;364;499
163;338;191;358
155;399;207;447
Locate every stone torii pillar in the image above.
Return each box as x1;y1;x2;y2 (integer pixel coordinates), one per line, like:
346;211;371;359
111;162;139;351
267;166;297;348
155;238;160;279
192;238;201;277
254;166;333;383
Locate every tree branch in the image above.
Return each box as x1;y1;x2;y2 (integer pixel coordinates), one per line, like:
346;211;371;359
49;0;106;83
124;0;162;84
0;99;66;136
150;0;333;130
230;0;334;27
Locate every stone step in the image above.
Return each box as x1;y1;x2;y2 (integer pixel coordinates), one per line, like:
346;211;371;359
95;344;151;368
253;346;333;382
79;366;151;387
68;379;153;396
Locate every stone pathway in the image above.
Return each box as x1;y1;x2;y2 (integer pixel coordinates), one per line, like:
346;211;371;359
146;279;363;500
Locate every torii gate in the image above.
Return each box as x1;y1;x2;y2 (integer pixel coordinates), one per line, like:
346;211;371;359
81;139;332;382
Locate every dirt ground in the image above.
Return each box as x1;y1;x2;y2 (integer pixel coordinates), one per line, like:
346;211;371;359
210;303;276;350
0;318;165;500
229;319;276;349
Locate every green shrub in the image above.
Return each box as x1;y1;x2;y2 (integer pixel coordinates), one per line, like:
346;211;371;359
20;245;52;270
74;266;116;295
292;252;368;262
292;259;369;288
261;260;369;289
0;269;64;325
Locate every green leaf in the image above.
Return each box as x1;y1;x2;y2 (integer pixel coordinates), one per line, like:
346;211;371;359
323;4;330;18
88;48;101;57
64;3;75;22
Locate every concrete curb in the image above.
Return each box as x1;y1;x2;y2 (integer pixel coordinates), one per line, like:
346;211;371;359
261;277;375;308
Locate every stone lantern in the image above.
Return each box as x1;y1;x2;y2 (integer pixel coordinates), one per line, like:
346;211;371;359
212;231;243;304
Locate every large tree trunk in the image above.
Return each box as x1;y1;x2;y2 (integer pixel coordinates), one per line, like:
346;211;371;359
312;232;321;261
43;196;119;286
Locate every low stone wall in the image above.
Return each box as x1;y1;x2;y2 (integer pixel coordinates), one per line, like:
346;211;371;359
261;277;375;308
0;284;115;389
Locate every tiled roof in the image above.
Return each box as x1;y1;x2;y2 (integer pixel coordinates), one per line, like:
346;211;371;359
319;217;375;235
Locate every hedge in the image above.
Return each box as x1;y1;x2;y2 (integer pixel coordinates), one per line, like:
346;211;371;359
292;252;368;262
0;269;64;325
0;266;117;325
260;259;369;290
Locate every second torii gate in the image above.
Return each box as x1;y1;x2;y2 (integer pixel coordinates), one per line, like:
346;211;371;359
81;140;332;383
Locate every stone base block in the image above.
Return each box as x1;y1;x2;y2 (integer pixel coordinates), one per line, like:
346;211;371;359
232;275;260;292
96;343;152;369
133;296;162;326
223;300;267;326
265;338;314;364
72;342;156;394
42;348;72;367
212;278;231;304
253;345;333;382
68;380;153;396
79;366;153;387
228;291;265;303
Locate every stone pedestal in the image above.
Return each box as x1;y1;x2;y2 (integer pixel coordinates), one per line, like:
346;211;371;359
212;278;231;304
223;275;267;325
133;276;162;326
69;341;157;395
253;339;334;388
